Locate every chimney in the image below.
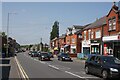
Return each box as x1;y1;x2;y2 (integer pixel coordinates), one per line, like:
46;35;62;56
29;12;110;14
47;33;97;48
113;2;116;6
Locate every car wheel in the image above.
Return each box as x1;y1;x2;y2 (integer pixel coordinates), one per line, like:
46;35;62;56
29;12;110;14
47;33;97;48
41;57;43;61
102;70;108;79
85;66;89;74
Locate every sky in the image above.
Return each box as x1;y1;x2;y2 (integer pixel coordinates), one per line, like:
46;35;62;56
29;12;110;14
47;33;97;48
1;2;119;45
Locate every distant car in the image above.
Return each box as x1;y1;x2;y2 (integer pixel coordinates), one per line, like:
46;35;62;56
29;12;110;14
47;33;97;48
28;51;32;55
38;52;51;61
48;52;54;58
31;51;39;57
58;53;72;61
85;55;120;79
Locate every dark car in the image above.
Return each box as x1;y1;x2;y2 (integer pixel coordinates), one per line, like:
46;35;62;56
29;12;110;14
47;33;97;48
85;55;120;79
38;52;51;61
31;51;39;57
48;52;54;58
28;51;32;55
58;53;72;61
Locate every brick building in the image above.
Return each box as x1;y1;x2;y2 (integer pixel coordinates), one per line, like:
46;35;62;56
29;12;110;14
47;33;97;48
65;25;84;57
103;3;120;59
82;2;120;59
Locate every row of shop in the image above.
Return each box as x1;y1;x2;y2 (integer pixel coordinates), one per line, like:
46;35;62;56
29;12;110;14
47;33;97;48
82;35;120;59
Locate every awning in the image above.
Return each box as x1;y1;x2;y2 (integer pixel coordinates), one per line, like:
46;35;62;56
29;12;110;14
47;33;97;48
64;44;69;48
54;47;58;50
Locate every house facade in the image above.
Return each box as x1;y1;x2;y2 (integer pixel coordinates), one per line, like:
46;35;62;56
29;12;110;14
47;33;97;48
65;25;84;57
82;16;107;55
103;3;120;59
82;3;120;59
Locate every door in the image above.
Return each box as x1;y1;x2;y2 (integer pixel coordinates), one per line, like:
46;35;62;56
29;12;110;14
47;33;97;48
94;56;103;75
114;45;120;59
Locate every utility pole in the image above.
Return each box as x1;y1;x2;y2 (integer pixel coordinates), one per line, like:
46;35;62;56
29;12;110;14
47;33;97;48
56;21;60;53
6;12;17;57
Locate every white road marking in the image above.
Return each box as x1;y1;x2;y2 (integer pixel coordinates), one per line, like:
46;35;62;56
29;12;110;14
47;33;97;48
65;71;99;79
53;65;71;70
15;56;29;80
22;53;99;79
48;65;59;70
65;71;85;78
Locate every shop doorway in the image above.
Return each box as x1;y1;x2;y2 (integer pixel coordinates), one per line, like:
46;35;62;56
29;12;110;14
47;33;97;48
114;45;120;59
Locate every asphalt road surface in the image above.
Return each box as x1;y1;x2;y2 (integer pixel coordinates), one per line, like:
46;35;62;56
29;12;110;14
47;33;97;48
16;52;102;80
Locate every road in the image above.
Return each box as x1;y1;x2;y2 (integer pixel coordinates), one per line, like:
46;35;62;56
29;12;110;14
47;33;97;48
16;52;102;80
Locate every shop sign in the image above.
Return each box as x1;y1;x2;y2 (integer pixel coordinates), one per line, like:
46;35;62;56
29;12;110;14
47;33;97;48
103;35;119;41
91;40;101;43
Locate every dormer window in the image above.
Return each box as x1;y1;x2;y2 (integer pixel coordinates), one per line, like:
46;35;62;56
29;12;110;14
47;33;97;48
108;17;116;31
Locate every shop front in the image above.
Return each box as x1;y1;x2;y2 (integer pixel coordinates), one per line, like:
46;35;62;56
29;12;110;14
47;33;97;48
91;40;101;54
82;40;90;56
103;35;120;59
70;45;77;57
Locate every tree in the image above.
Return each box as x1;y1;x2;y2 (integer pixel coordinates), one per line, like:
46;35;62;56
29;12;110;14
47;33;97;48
50;21;59;40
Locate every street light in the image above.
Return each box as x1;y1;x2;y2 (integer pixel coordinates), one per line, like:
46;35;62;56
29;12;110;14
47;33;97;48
6;12;17;57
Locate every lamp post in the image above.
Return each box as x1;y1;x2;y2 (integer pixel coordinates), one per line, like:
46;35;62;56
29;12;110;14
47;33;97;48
6;12;17;57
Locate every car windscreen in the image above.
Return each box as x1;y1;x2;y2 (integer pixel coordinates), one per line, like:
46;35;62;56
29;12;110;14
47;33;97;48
61;53;70;57
32;51;38;54
102;56;120;64
41;53;49;56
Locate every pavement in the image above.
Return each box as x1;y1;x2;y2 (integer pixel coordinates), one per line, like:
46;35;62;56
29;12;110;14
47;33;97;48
0;56;21;80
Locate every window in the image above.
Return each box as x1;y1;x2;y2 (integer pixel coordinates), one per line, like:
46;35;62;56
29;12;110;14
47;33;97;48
90;56;96;61
72;38;75;43
91;31;94;39
84;31;86;40
88;30;91;40
78;34;82;38
95;30;101;38
109;19;112;31
108;17;116;31
113;18;116;30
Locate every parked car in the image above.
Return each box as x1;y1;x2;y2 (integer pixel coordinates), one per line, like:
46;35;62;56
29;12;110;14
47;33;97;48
85;55;120;79
38;52;51;61
31;51;39;57
28;51;32;55
58;53;72;61
48;52;54;58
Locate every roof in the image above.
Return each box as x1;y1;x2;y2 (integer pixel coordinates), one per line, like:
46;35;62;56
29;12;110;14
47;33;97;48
72;25;85;29
59;34;66;39
107;4;119;17
84;16;106;30
67;27;72;31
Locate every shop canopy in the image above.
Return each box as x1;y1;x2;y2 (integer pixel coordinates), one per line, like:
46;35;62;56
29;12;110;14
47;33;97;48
64;44;69;48
54;47;58;50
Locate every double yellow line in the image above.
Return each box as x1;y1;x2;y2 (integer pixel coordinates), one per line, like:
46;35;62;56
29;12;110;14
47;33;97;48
15;56;29;80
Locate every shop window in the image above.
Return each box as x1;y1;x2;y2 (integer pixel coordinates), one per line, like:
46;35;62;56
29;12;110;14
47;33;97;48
71;49;76;54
